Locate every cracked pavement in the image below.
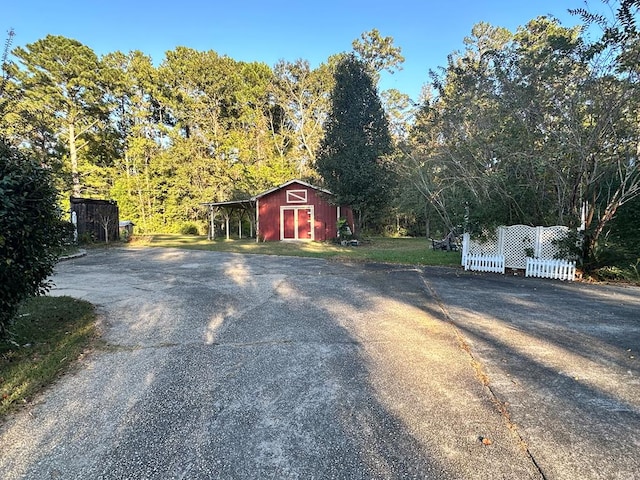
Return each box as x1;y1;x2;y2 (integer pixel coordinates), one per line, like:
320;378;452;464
0;247;638;479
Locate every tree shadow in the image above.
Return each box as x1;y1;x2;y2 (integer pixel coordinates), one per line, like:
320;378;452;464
4;249;499;479
419;266;640;478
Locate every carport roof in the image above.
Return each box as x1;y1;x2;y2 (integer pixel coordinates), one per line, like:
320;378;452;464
200;199;254;208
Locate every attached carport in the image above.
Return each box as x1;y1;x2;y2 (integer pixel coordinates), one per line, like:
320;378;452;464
200;199;255;240
202;179;354;242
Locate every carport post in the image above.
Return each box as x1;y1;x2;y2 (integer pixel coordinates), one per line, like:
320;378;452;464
209;206;215;240
255;199;260;242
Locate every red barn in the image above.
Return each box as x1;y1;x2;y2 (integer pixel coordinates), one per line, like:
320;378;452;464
202;180;354;242
256;180;354;241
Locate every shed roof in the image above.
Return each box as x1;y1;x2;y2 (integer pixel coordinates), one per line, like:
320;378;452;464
70;197;117;205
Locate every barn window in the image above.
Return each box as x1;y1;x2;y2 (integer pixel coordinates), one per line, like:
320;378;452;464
286;189;307;203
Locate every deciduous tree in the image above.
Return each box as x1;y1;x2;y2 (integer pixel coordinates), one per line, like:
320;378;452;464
404;13;640;269
352;28;405;80
272;58;333;178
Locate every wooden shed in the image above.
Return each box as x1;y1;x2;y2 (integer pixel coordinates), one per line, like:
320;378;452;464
70;197;119;242
202;180;354;242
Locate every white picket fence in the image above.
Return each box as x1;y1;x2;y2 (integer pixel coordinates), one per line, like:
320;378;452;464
461;226;579;281
525;258;576;281
464;254;505;274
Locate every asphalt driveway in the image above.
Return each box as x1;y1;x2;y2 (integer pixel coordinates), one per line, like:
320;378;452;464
0;247;638;479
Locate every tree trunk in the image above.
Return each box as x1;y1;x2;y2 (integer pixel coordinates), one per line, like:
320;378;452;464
355;210;363;234
584;198;621;268
68;121;81;196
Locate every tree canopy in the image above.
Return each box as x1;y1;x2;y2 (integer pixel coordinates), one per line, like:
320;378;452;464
0;1;638;274
400;7;640;268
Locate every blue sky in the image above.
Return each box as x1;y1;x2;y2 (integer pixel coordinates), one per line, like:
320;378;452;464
3;0;590;101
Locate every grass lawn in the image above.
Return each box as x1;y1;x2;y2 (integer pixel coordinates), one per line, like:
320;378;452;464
130;234;463;267
0;296;97;418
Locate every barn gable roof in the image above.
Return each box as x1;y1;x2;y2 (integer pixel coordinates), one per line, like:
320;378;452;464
200;179;333;208
201;179;332;208
252;179;332;200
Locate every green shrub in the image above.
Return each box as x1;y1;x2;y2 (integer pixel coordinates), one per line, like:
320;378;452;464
120;228;131;243
179;223;199;235
0;141;66;339
337;217;353;240
78;231;95;244
58;220;76;247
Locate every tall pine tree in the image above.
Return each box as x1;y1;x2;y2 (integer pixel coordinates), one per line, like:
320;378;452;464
316;54;394;231
12;35;108;197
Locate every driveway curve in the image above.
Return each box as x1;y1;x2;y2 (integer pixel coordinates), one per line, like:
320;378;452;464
0;247;638;479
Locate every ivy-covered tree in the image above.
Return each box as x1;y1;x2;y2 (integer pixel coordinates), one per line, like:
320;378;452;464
0;29;15;120
0;141;67;338
316;54;394;230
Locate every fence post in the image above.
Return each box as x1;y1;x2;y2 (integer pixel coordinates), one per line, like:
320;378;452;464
462;233;470;266
534;226;542;258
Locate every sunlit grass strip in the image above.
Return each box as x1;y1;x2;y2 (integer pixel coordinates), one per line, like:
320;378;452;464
131;234;462;267
0;296;97;417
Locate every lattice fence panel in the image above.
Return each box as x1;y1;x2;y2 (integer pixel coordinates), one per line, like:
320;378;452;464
463;233;501;256
463;225;572;271
502;225;536;269
537;226;568;260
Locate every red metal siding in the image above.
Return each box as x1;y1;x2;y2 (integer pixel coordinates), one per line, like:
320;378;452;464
258;198;280;241
257;181;353;241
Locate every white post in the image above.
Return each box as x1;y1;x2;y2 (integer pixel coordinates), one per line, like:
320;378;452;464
209;206;214;240
255;199;260;243
497;227;505;258
462;233;470;266
71;211;78;243
535;226;543;258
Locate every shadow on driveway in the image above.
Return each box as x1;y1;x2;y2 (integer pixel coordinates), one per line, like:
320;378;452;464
422;267;640;479
1;249;637;479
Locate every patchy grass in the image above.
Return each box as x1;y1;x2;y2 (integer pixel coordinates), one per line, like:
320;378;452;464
0;296;97;418
130;234;463;267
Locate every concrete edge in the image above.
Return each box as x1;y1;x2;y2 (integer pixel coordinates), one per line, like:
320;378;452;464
59;249;87;261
